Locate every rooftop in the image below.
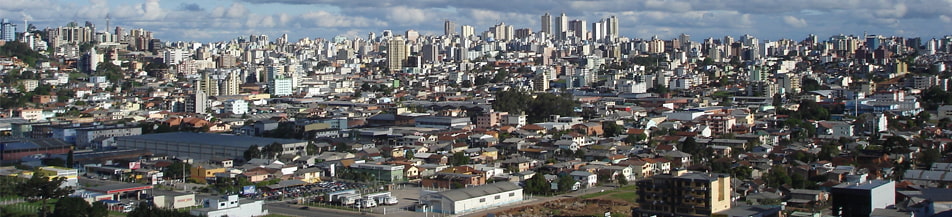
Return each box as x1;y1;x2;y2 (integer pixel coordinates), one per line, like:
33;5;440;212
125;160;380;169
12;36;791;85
115;132;306;148
435;181;521;201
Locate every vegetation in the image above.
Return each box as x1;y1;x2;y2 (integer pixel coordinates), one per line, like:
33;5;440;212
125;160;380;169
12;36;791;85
920;86;952;110
126;202;192;217
492;90;578;123
0;41;45;66
449;152;471;166
17;174;74;217
51;197;108;217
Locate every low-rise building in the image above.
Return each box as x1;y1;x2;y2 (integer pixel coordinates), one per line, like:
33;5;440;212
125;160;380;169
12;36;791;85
419;181;523;215
191;195;267;217
350;163;405;182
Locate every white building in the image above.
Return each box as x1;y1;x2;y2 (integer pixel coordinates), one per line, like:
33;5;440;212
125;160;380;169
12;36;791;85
223;99;249;115
270;77;293;96
569;170;597;188
419;181;523;215
191;195;267;217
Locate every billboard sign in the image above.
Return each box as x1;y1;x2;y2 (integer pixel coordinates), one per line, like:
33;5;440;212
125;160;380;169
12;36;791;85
242;185;256;195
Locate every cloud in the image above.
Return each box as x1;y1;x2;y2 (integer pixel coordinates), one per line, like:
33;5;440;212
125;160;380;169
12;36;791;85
783;16;808;28
10;0;952;42
179;3;204;12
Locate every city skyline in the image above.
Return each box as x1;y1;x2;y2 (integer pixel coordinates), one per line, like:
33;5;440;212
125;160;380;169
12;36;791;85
0;0;950;42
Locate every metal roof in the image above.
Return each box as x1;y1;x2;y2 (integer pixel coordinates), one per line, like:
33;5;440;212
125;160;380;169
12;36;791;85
115;132;306;148
435;181;521;201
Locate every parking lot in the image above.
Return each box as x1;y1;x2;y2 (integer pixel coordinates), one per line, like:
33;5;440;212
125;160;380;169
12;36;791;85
251;180;370;201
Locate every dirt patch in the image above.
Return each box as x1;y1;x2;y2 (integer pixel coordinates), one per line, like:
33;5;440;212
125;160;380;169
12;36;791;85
492;196;636;217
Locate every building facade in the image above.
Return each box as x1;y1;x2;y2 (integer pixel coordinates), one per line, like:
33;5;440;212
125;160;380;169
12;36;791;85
633;171;732;217
831;180;895;217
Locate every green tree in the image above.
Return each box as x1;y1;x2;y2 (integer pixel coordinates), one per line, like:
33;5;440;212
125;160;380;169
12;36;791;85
679;137;701;156
243;145;262;160
164;161;192;180
52;196;99;217
731;166;753;180
66;150;74;168
88;201;108;217
305;143;318;155
801;78;822;92
881;136;909;155
615;173;629;185
918;148;941;169
765;166;791;188
127;202;192;217
449;152;471;166
557;174;576;192
18;174;74;217
524;173;549;195
602;122;624;137
624;133;647;145
263;142;284;159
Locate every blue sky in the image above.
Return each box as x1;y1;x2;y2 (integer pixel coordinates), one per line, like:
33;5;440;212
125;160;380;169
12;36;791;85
2;0;951;42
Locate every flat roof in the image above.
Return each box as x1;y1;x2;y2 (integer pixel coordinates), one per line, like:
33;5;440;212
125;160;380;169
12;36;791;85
834;180;893;190
116;132;306;148
436;181;521;201
86;183;153;194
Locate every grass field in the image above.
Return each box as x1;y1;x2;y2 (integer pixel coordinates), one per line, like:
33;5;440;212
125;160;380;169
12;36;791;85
580;184;637;200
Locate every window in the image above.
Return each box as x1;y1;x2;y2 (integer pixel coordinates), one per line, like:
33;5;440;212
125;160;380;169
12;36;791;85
479;198;486;202
509;193;515;197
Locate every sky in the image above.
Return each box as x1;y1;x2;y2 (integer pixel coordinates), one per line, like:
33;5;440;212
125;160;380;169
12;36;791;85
1;0;951;43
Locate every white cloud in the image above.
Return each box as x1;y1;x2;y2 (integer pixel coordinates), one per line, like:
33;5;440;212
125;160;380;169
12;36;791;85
783;16;808;28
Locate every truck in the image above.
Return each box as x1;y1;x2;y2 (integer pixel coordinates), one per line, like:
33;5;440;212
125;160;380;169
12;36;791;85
337;193;361;206
365;192;399;205
325;190;357;203
356;198;377;208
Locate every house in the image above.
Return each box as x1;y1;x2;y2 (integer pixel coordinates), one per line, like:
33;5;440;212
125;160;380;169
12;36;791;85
404;165;421;180
500;157;533;173
190;164;226;183
569;170;597;188
293;167;323;183
572;122;604;136
421;166;487;189
241;167;279;183
816;121;854;139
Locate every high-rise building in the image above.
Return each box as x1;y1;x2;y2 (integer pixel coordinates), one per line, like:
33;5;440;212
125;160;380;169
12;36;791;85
444;20;456;36
1;19;16;41
591;20;605;42
491;22;513;41
540;13;552;37
460;25;475;38
406;29;419;41
605;16;619;40
633;170;732;217
421;43;438;64
387;36;407;73
269;77;293;96
515;28;532;39
569;20;587;39
555;13;569;40
188;81;208;114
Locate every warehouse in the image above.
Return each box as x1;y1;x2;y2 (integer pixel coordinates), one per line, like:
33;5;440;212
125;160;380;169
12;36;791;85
114;132;307;161
419;181;523;215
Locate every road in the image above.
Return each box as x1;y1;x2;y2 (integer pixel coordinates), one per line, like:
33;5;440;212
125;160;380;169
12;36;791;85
265;202;377;217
